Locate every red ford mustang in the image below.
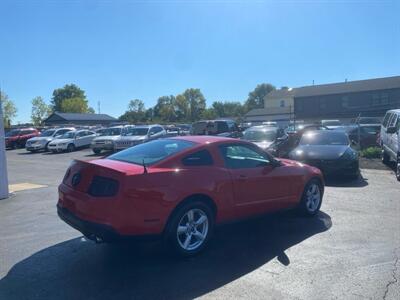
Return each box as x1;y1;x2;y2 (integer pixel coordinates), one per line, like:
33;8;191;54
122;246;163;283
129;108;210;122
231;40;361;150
58;136;324;256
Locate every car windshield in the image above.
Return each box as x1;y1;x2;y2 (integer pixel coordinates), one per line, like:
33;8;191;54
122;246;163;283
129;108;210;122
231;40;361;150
109;139;195;165
6;130;20;137
61;131;76;139
243;129;277;142
40;130;56;137
300;131;349;146
122;127;149;136
99;128;122;136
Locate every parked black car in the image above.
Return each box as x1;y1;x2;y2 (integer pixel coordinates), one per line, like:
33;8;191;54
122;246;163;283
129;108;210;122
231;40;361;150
270;124;329;158
343;124;380;149
191;119;242;138
289;130;359;178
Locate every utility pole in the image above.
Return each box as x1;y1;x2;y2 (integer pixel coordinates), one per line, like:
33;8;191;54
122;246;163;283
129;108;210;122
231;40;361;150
0;87;10;199
97;101;101;114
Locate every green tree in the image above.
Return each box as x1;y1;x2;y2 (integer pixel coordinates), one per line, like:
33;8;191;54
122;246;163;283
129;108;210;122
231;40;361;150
211;101;245;118
51;84;87;112
60;97;90;113
200;107;217;120
31;96;51;126
174;94;190;122
0;91;17;128
119;99;146;124
245;83;275;111
182;88;206;122
87;107;95;113
154;95;176;122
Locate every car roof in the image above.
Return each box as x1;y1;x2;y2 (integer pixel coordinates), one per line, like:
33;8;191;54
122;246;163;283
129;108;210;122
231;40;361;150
387;109;400;114
170;135;237;144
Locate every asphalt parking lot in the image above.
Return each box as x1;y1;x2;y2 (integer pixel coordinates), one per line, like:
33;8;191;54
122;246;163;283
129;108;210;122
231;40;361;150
0;148;399;300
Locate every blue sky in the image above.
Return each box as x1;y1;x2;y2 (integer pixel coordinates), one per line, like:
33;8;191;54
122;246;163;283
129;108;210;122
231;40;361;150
1;0;399;123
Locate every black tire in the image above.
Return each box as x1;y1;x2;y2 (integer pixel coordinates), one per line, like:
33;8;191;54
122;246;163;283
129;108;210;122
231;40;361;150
67;144;75;152
165;201;214;257
45;142;50;152
10;142;16;150
298;178;323;217
382;148;390;164
396;157;400;182
93;148;101;154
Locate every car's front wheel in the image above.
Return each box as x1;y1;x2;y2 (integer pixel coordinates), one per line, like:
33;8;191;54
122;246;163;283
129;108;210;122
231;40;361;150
67;144;75;152
298;179;323;216
166;201;214;257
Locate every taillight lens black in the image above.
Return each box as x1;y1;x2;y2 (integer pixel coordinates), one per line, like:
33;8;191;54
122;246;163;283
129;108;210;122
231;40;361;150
88;176;119;197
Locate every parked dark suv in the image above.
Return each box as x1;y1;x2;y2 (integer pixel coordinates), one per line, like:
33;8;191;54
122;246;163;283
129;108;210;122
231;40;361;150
5;128;40;149
191;119;242;138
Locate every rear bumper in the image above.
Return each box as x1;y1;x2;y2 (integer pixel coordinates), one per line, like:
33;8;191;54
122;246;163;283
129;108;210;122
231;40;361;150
57;204;161;242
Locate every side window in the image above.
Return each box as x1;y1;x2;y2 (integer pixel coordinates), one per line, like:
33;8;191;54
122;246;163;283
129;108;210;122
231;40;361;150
182;150;213;166
217;122;229;133
219;144;270;169
155;127;163;133
395;116;400;132
388;115;398;128
76;131;85;138
382;113;391;127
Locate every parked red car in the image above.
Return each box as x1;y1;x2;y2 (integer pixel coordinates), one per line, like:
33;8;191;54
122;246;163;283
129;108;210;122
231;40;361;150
58;136;324;256
5;128;40;149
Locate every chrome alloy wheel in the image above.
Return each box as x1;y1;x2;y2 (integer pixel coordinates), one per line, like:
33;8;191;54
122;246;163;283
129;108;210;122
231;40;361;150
305;183;321;212
177;208;209;251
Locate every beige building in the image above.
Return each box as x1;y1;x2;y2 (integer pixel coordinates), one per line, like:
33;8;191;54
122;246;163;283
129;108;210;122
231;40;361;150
244;88;295;125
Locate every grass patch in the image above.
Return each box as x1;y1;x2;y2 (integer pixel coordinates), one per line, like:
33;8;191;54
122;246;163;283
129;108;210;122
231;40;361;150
360;147;381;159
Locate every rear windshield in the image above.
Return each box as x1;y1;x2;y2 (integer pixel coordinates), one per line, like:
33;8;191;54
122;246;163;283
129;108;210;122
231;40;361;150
191;121;229;135
99;128;122;136
108;139;195;165
243;129;277;142
6;130;20;137
300;131;349;146
122;127;149;136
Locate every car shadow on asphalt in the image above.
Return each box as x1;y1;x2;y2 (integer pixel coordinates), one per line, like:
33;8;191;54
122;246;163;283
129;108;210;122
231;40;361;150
324;174;369;188
0;211;331;300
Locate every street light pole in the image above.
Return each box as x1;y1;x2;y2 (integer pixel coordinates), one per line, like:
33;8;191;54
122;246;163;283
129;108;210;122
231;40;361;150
0;88;10;199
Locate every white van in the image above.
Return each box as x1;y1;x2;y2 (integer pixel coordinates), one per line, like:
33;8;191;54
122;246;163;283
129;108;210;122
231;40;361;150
380;109;400;181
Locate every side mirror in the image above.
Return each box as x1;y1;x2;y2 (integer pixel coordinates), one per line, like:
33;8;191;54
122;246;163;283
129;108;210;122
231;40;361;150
387;126;396;134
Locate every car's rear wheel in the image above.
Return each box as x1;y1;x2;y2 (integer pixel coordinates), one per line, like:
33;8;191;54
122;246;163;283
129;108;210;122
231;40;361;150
298;179;322;216
45;142;50;152
166;201;214;257
67;144;75;152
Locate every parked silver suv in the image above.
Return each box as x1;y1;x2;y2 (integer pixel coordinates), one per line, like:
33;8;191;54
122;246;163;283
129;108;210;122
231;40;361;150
380;109;400;181
114;125;166;151
90;126;124;154
25;127;75;152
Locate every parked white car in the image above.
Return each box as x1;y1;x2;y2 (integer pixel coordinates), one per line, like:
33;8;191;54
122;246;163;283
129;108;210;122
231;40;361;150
48;130;96;153
25;128;75;152
380;109;400;180
114;125;166;151
90;126;124;154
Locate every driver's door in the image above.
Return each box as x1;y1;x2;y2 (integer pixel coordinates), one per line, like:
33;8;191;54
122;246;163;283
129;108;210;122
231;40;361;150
219;144;293;219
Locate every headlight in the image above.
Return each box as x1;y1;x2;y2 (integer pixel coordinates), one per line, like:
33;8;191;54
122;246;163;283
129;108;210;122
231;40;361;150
341;148;358;160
